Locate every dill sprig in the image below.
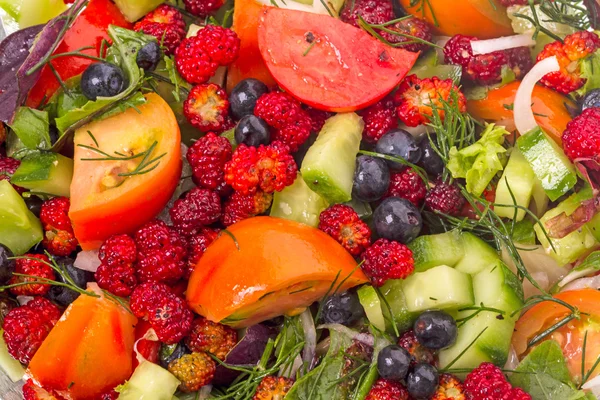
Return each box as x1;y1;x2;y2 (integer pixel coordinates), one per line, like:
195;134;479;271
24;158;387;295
513;0;591;41
456;303;506;327
408;0;438;26
357;16;441;49
580;330;600;387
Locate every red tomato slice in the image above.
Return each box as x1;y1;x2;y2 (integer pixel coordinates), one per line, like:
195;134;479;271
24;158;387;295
26;0;131;108
257;8;419;112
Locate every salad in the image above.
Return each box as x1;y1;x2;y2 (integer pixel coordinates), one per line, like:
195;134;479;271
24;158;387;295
1;0;600;399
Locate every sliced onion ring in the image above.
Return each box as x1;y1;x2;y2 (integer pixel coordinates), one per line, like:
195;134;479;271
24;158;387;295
514;56;560;135
134;328;159;365
299;309;317;372
471;34;536;55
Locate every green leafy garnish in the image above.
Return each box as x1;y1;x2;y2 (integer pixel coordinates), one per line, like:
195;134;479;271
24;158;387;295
7;107;51;160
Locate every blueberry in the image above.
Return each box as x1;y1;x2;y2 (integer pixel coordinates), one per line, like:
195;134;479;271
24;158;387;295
229;78;269;119
81;62;127;101
136;41;161;71
352;155;390;202
417;136;444;177
159;342;190;368
406;363;439;399
234;115;271;147
0;245;14;285
24;195;44;217
47;256;94;307
374;129;421;171
373;197;422;243
581;89;600;113
377;345;411;381
322;291;365;326
414;310;458;350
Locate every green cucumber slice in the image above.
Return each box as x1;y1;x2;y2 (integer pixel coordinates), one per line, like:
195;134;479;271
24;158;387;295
11;152;73;197
117;361;180;400
454;232;499;275
408;230;465;272
357;285;386;332
379;279;417;333
0;330;24;382
495;147;535;221
402;265;474;313
0;180;43;255
112;0;164;22
270;173;328;227
301;113;363;204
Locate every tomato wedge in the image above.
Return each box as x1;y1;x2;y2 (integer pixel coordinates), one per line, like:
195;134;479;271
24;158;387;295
257;8;419;112
512;289;600;383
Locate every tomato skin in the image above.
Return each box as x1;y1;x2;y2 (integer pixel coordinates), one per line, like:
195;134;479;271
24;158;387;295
512;289;600;383
257;8;419;112
26;0;131;108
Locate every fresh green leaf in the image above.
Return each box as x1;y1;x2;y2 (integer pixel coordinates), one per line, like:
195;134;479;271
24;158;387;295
577;51;600;97
163;55;190;102
10;152;58;182
510;340;587;400
512;219;537;245
447;123;510;196
8;107;51;151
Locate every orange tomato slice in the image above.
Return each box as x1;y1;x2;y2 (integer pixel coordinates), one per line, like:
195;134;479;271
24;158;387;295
186;216;368;328
69;93;181;250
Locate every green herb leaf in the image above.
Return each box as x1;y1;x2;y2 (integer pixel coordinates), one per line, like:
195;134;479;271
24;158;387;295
577;50;600;97
7;107;51;159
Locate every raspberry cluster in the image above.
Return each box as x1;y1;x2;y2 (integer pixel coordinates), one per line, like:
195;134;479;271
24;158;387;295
361;238;415;286
40;197;78;256
134;5;186;55
318;204;372;256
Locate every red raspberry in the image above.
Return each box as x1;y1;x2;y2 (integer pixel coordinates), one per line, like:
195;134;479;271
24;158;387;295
98;234;137;266
186;132;232;191
432;374;465;400
184;84;230;133
185;316;238;360
224;142;297;195
359;97;396;143
537;31;600;94
398;330;437;366
444;34;477;69
8;254;55;296
464;362;532;400
381;17;433;53
40;197;78;256
137;4;186;30
95;263;137;297
361;239;415;287
134;220;187;283
272;118;312;152
384;169;427;206
184;0;224;16
169;187;222;235
394;75;467;127
304;106;333;133
0;157;24;193
318;204;372;256
425;180;466;216
196;25;240;66
175;37;219;84
505;47;534;78
466;51;509;85
562;106;600;162
149;295;194;344
134;22;186;56
130;281;172;318
222;190;273;226
23;380;60;400
366;378;409;400
185;228;218;279
3;297;61;364
340;0;394;27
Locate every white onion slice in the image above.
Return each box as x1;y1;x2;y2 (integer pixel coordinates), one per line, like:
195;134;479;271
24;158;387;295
74;249;101;273
299;309;317;372
471;34;536;55
133;328;159;365
561;275;600;292
198;385;213;399
582;374;600;397
279;354;303;378
504;346;519;371
318;324;375;347
16;296;34;306
514;56;560;135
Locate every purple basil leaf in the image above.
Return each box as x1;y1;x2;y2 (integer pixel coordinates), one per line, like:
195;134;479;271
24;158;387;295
213;324;277;385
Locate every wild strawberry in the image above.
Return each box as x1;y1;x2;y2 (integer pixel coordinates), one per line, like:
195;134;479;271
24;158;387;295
175;37;219;84
134;220;187;284
185;228;218;279
361;239;415;286
366;378;409;400
359;97;396;143
537;31;600;94
170;188;222;235
187;132;232;191
22;380;60;400
340;0;394;27
3;297;61;364
318;204;372;256
134;5;186;55
398;330;437;366
224;142;297;195
95;263;137;297
8;254;55;296
130;282;193;344
196;25;240;66
40;197;78;256
394;75;467;127
384;169;427;206
425;180;465;216
381;17;433;53
185;316;238;360
505;47;534;78
562;107;600;162
98;234;137;266
168;352;216;392
253;376;295;400
464;362;531;400
444;35;476;70
304;106;333;133
0;157;24;193
184;0;224;16
271;118;312;152
431;374;465;400
184;84;230;133
222;190;273;226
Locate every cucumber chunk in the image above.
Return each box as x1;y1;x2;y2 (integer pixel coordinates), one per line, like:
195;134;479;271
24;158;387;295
112;0;164;23
379;279;417;333
495;147;535;221
0;330;25;382
357;285;386;332
454;232;499;275
11;152;73;197
402;265;474;313
270;173;328;227
117;361;180;400
0;180;43;255
408;230;465;272
301;113;363;204
516;127;577;202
